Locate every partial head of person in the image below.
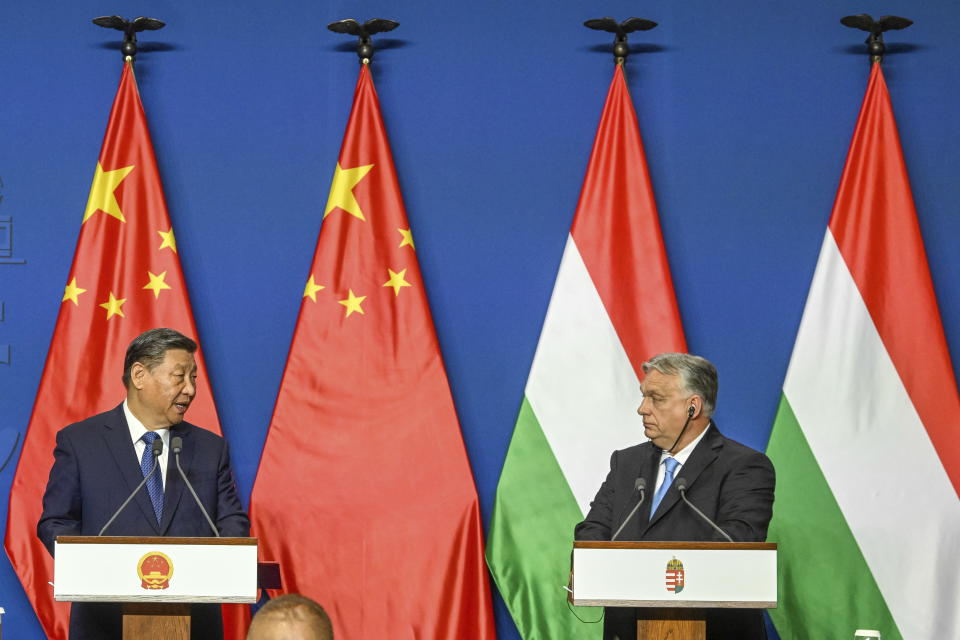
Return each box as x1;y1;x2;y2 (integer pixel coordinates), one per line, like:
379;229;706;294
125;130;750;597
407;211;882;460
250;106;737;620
247;593;334;640
123;328;198;430
637;353;718;452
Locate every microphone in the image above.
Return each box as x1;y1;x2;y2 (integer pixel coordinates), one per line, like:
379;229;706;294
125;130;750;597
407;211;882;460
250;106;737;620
99;436;164;536
171;436;220;537
611;478;647;541
675;478;733;542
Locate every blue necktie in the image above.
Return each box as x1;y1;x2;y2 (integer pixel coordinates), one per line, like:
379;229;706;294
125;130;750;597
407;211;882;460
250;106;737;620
140;431;164;524
650;457;680;514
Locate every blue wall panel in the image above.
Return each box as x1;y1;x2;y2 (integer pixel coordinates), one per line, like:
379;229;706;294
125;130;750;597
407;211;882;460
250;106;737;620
1;1;957;638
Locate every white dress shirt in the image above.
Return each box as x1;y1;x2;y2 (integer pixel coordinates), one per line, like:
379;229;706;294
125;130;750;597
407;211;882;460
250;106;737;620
653;424;710;494
124;400;170;488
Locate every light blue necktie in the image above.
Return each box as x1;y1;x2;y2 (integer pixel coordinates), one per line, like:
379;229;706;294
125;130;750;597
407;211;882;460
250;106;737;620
650;457;680;514
140;431;164;524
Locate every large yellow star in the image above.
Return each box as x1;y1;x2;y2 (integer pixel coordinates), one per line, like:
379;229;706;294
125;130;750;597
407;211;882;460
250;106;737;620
338;289;367;317
62;277;87;306
157;228;177;253
324;163;374;221
382;268;412;297
83;162;135;223
98;291;127;320
143;271;172;299
397;228;415;250
303;274;325;302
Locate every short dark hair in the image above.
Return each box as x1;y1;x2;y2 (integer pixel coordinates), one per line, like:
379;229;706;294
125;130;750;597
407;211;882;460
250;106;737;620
122;328;197;388
247;594;333;640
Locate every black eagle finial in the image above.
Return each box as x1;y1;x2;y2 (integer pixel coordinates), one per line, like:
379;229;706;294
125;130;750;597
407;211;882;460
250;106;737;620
840;14;913;63
584;16;658;64
92;15;166;61
327;18;400;64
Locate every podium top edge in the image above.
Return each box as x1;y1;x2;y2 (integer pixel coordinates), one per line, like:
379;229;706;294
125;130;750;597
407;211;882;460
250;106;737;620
56;536;258;546
573;541;777;550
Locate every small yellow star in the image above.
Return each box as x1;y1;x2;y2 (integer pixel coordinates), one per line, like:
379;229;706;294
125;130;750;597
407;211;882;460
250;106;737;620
143;271;172;299
98;291;127;320
382;268;412;297
397;228;415;250
303;274;325;302
157;228;177;253
83;162;135;223
62;277;87;306
338;289;367;317
325;162;374;221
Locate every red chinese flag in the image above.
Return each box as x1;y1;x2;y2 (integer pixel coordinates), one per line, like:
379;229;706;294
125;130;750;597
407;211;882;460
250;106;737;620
3;62;240;638
249;65;495;639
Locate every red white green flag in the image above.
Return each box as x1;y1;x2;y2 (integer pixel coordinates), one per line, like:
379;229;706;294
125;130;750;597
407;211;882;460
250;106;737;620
767;63;960;639
486;64;686;639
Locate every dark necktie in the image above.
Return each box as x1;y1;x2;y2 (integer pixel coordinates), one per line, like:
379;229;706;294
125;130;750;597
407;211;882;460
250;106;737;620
140;431;164;524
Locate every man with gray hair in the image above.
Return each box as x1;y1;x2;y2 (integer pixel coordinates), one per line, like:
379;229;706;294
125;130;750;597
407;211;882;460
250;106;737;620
575;353;775;640
38;328;249;639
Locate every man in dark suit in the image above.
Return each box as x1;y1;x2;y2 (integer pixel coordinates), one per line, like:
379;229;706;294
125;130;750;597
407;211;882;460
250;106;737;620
575;353;775;640
37;328;249;640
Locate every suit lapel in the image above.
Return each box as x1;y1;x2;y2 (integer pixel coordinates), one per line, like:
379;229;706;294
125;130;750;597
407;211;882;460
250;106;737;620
101;404;161;534
642;423;723;534
159;424;194;535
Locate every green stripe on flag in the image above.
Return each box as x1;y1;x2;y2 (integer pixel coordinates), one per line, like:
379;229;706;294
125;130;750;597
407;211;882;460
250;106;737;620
487;397;602;640
767;394;901;640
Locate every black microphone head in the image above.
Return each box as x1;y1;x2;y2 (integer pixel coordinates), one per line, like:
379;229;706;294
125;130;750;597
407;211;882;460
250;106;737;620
151;435;163;456
634;477;647;491
171;436;183;455
675;477;687;492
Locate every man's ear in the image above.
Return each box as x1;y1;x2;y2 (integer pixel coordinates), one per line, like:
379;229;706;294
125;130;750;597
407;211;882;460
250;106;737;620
129;362;148;390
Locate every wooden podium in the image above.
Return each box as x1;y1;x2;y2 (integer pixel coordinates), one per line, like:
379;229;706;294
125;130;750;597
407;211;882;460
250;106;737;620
572;541;777;640
54;536;258;640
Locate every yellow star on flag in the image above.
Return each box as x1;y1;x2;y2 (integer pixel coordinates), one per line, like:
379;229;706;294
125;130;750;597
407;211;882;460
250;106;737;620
62;277;87;306
325;162;374;221
338;289;367;317
143;271;172;299
98;291;127;320
383;268;412;297
157;228;177;253
398;228;415;250
303;275;325;302
83;162;135;223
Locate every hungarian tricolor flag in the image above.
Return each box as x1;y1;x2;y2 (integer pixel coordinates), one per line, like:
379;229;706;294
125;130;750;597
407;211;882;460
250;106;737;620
248;65;495;638
767;63;960;638
3;61;232;639
486;64;686;639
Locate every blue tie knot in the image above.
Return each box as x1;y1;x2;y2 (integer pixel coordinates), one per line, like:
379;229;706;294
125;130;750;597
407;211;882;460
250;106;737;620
663;456;679;477
142;431;159;445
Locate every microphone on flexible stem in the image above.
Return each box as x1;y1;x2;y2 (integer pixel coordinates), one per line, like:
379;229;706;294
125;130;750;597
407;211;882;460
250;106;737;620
99;436;163;536
675;478;733;542
170;436;220;537
611;478;647;541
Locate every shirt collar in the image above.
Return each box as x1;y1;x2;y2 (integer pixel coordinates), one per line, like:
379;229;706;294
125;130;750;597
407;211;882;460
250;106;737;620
660;422;711;467
123;399;170;445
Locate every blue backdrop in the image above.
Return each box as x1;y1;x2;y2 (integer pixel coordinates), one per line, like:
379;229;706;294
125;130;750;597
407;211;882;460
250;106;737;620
1;1;958;638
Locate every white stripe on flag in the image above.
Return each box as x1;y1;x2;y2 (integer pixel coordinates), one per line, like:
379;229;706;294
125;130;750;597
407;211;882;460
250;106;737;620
526;235;643;515
783;231;960;639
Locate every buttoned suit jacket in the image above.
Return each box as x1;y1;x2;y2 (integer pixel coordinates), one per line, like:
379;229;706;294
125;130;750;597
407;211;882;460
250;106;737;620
37;404;249;640
574;423;775;640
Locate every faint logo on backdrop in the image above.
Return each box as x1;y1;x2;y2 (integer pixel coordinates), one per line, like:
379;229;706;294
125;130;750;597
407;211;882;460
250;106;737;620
1;176;28;265
0;429;21;474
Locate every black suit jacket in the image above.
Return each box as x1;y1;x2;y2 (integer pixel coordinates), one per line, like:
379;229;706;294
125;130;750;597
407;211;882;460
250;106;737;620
574;423;775;640
37;404;250;640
